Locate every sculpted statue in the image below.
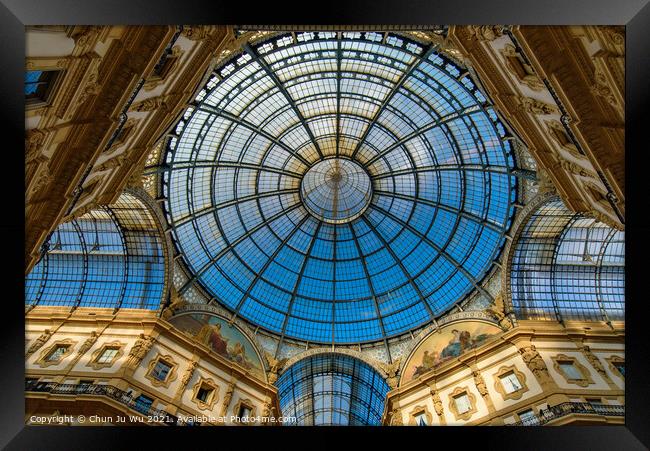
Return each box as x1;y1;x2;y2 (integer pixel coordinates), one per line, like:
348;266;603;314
261;400;276;425
389;408;403;426
77;331;98;356
126;334;155;369
377;358;401;389
580;345;608;379
161;290;187;320
180;360;199;389
466;25;504;42
473;370;489;397
431;390;444;416
519;345;551;382
221;381;236;417
264;352;287;384
26;329;52;357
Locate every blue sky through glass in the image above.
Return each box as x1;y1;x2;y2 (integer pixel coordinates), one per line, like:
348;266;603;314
162;31;517;344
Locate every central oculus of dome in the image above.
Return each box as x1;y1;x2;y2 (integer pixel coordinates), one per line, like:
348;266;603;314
300;159;372;224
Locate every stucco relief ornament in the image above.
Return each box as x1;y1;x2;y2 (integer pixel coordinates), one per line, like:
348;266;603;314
518;345;552;383
129;95;169;113
377;358;401;390
264;352;287;384
389;408;403;426
431;389;444;416
579;345;609;380
261;400;276;425
25;129;48;165
126;334;155;369
161;288;187;320
221;381;236;416
486;292;513;330
472;370;489;397
77;331;99;356
26;329;52;357
466;25;504;42
180;360;199;389
517;96;559;115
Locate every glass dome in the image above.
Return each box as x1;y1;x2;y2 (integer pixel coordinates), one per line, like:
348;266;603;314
161;31;517;344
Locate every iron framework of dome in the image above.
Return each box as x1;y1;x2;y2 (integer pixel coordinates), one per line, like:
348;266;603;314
159;31;518;344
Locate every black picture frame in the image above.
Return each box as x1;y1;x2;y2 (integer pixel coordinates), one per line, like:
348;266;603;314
2;0;648;448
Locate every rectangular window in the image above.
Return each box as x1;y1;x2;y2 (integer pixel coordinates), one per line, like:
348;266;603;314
414;412;428;426
238;405;252;418
97;348;119;364
151;360;172;381
25;70;59;102
453;393;471;415
195;386;213;403
499;371;523;393
46;345;69;362
559;361;583;380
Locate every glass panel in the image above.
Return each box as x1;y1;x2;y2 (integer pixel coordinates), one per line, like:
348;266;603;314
500;371;522;393
454;393;471;414
275;353;390;426
160;31;517;344
559;361;583;380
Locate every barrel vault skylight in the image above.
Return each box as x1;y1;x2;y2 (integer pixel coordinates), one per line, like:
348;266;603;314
160;31;518;344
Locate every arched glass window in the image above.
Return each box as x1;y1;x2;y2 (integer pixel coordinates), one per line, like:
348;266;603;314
276;353;390;425
25;192;166;310
510;197;624;322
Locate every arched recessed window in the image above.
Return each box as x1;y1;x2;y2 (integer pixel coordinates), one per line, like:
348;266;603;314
25;192;166;310
510;197;624;322
276;353;390;425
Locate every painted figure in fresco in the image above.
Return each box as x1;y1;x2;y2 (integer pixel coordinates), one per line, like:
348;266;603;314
195;321;229;356
229;342;253;370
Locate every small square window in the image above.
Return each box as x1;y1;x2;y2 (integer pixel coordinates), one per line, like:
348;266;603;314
453;393;471;415
238;405;252;417
613;361;624;377
46;345;69;362
195;386;213;403
499;371;523;394
96;348;119;364
558;361;583;380
414;412;428;426
151;360;172;381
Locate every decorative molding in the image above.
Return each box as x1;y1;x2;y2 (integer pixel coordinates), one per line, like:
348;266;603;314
605;355;624;381
447;386;478;422
466;25;504;42
551;353;594;387
125;333;156;369
220;380;236;416
517;344;556;388
493;365;529;401
144;353;179;388
26;329;53;357
500;43;545;91
35;339;77;368
376;357;401;390
190;376;220;411
232;397;257;425
408;404;433;425
76;330;99;354
87;340;125;370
